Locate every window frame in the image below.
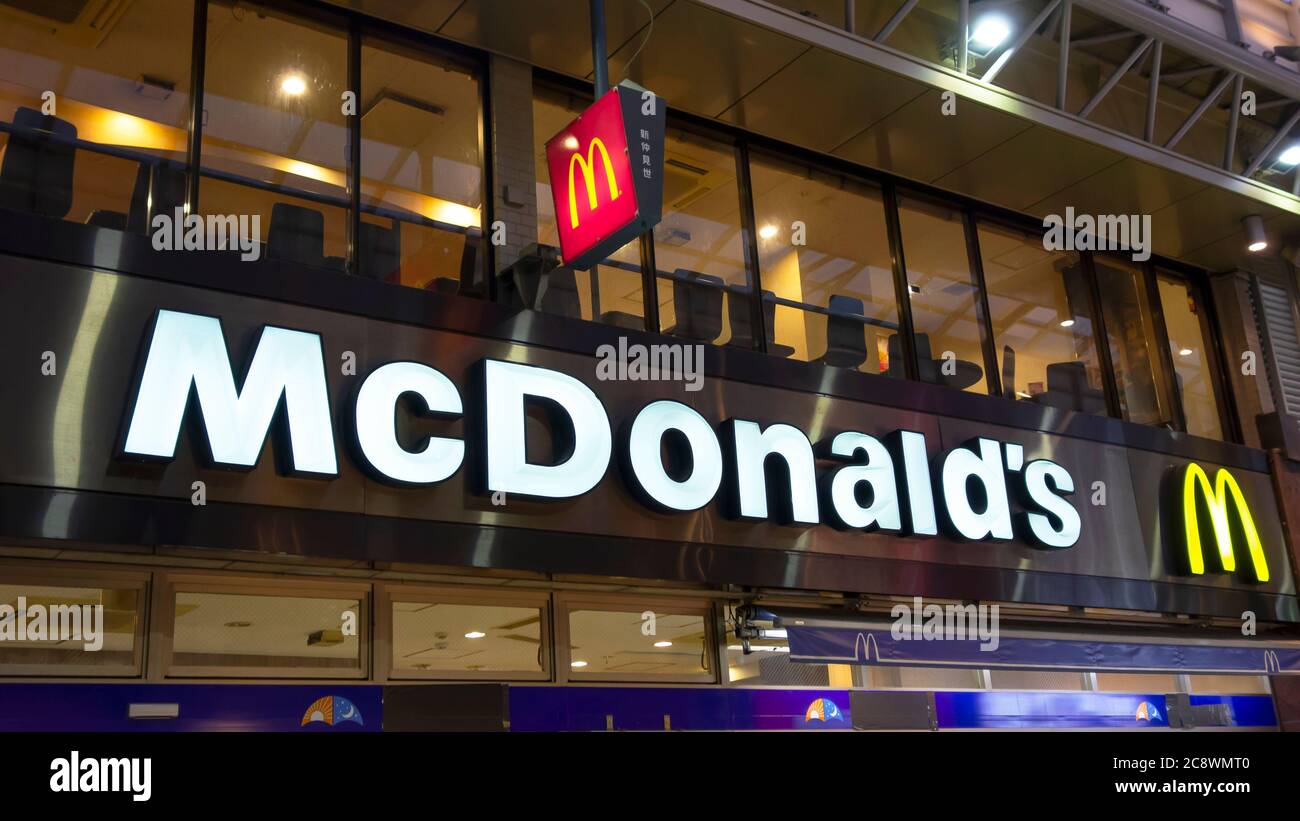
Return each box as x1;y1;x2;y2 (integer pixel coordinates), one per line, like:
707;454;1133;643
0;562;149;678
152;572;370;680
376;583;552;682
188;0;492;289
1152;264;1239;442
555;593;718;685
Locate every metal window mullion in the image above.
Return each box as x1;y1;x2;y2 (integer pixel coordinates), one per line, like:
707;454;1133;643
1081;251;1125;420
1198;273;1245;444
347;19;362;277
962;211;1002;397
639;232;661;333
480;58;497;300
1144;262;1188;432
184;0;209;216
883;183;919;381
735;141;769;355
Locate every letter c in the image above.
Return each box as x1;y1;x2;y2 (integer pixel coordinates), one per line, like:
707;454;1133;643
354;361;464;484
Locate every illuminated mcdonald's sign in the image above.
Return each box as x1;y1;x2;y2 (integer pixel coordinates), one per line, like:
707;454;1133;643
567;136;619;229
1177;463;1270;583
544;80;666;271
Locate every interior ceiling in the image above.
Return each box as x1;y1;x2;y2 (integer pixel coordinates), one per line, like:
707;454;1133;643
329;0;1300;272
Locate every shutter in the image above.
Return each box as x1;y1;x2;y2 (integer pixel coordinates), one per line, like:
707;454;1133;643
1253;277;1300;416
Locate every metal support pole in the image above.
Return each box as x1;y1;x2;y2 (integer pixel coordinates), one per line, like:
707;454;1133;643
875;0;920;42
1222;0;1245;46
1056;0;1071;109
844;0;855;34
1164;71;1234;149
959;0;969;75
184;0;208;216
1144;40;1162;142
1224;73;1244;171
983;0;1062;85
1078;36;1152;118
1244;105;1300;177
590;0;609;96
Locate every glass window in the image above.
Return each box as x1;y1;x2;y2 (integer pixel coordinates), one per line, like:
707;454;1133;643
1157;272;1224;439
898;197;989;393
1186;674;1269;694
170;590;362;676
530;87;644;329
0;0;192;231
359;39;484;294
567;605;711;680
0;581;141;675
988;669;1086;690
978;222;1107;414
200;1;348;270
864;665;984;690
1094;672;1178;692
390;599;545;678
749;154;899;372
1092;256;1171;427
654;129;748;348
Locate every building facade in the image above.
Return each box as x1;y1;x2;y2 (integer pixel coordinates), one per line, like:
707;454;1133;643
3;0;1300;730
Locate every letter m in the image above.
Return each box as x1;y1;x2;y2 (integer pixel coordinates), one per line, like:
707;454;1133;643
567;137;620;228
1180;464;1269;582
122;310;337;475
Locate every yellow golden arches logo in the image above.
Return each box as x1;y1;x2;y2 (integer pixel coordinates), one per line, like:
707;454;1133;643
1179;464;1270;583
567;137;620;229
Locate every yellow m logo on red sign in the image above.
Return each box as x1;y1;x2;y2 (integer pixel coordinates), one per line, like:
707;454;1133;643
567;137;620;229
1180;464;1270;583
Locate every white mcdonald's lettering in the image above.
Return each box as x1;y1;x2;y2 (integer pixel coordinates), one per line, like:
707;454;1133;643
119;311;1082;549
567;136;619;228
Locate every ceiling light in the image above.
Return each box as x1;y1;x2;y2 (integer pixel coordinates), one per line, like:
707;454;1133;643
1243;214;1268;253
465;631;486;639
280;73;307;96
1179;348;1194;356
758;224;778;240
969;15;1013;57
653;640;672;648
562;135;579;151
1059;318;1075;327
570;660;588;668
1278;144;1300;167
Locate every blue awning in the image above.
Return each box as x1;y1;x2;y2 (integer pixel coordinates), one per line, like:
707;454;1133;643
768;611;1300;675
